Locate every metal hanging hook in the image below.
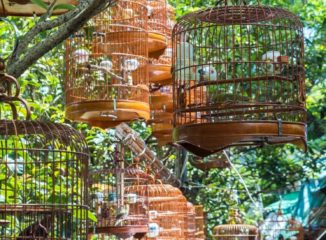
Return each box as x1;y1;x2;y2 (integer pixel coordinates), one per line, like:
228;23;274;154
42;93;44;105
0;58;31;120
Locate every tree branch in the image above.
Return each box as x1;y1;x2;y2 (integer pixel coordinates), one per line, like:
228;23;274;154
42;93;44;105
7;0;116;78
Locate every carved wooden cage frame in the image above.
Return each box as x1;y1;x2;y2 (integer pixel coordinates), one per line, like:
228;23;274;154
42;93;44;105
172;3;307;157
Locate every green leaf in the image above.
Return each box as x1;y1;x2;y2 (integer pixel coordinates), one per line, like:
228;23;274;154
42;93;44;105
30;0;48;10
53;4;76;11
73;209;97;222
87;211;98;222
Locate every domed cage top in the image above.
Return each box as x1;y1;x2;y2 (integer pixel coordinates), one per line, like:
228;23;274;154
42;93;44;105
172;3;307;157
0;0;77;16
213;209;258;239
144;184;188;239
89;153;150;239
0;60;89;239
65;1;150;129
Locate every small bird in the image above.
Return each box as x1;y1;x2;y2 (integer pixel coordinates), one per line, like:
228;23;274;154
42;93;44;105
114;205;129;226
17;215;52;240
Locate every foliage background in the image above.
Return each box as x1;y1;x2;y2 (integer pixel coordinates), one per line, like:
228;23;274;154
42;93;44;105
0;0;325;238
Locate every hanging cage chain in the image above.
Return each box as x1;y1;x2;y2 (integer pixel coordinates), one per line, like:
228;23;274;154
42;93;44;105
0;58;31;120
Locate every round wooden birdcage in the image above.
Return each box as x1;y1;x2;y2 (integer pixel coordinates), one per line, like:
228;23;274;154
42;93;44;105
0;60;89;239
213;209;258;239
65;1;149;129
131;183;187;239
260;209;304;240
0;0;77;16
147;1;174;87
146;0;168;58
172;2;307;157
194;205;206;239
149;86;173;146
89;158;149;239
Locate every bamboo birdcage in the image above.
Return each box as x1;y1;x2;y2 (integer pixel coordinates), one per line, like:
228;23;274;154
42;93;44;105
65;0;150;129
148;3;175;87
89;150;149;239
213;209;258;240
0;0;77;16
194;205;206;239
149;86;173;146
0;59;89;239
129;183;187;239
260;209;304;240
172;2;307;157
146;0;168;58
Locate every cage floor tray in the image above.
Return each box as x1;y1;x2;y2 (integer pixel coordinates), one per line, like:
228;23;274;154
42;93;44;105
66;100;150;129
94;225;148;239
0;205;70;213
148;32;167;58
174;121;307;157
0;0;76;16
148;63;172;85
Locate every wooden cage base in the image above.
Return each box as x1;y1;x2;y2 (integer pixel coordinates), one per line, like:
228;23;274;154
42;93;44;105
93;225;148;239
148;63;172;85
174;121;307;157
148;32;168;59
66;100;150;129
150;95;173;112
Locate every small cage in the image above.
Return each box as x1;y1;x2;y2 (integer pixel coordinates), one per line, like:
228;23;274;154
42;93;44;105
65;1;149;129
149;86;173;146
213;209;258;240
89;160;149;239
0;61;89;239
260;210;304;240
194;205;206;239
135;183;188;239
186;202;197;239
146;0;168;58
172;2;307;157
0;0;77;16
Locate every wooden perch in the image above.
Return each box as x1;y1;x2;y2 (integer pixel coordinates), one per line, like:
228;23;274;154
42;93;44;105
115;123;181;188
